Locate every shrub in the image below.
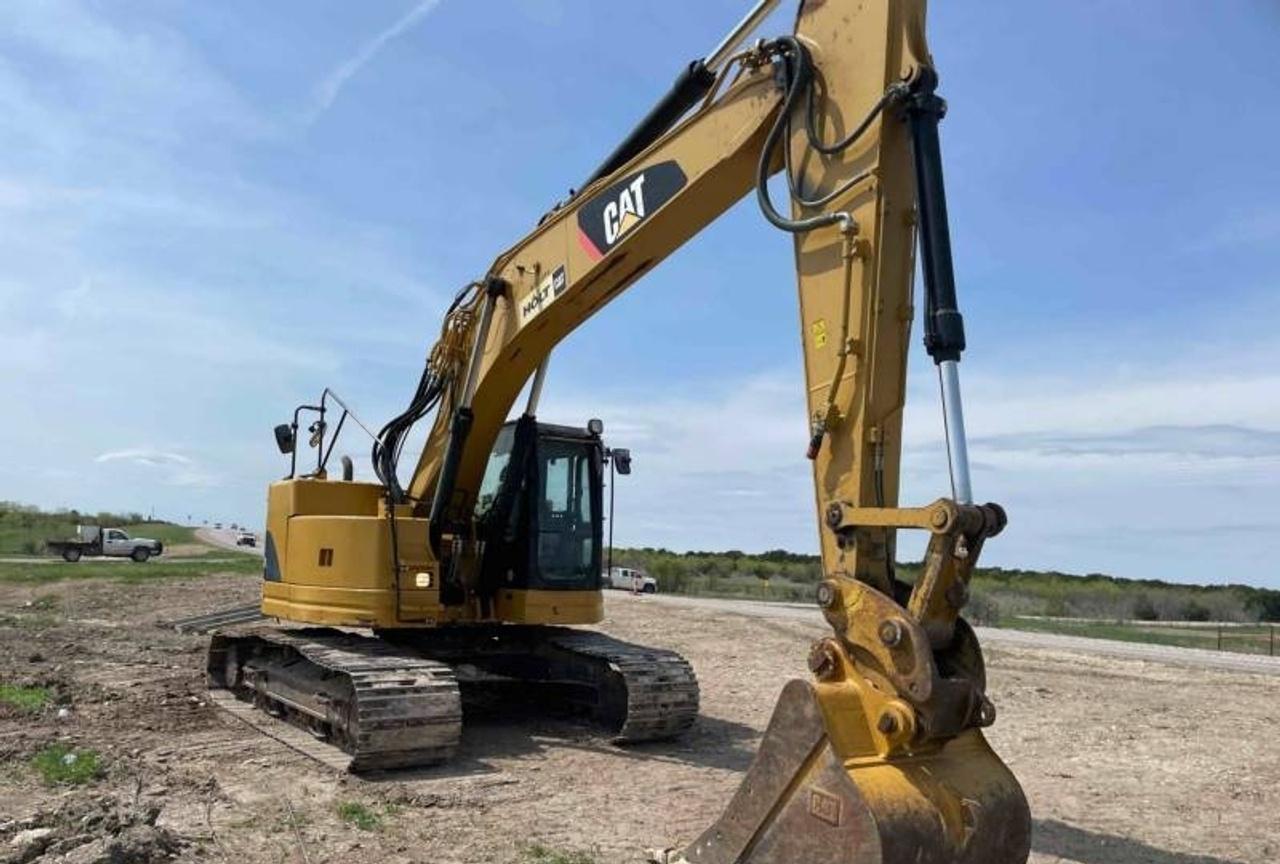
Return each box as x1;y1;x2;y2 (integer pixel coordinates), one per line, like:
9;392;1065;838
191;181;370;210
965;592;1001;626
1132;594;1160;621
1180;601;1212;622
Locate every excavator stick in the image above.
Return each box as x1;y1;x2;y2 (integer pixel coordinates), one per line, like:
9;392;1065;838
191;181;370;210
642;0;1031;859
670;680;1029;864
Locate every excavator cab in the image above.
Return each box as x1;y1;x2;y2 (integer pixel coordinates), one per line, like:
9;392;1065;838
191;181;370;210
473;416;605;601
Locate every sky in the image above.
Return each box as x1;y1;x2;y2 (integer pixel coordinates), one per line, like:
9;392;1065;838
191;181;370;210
1;1;1278;587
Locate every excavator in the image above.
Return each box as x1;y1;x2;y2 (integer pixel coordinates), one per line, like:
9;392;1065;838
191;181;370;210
207;0;1032;861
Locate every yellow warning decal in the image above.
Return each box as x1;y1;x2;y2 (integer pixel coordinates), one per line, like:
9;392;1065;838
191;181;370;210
811;319;828;349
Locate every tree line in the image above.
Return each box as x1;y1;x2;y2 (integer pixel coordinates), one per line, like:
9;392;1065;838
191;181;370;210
610;546;1280;623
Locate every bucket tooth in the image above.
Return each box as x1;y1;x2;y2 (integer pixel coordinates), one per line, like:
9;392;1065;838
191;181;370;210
679;679;1030;864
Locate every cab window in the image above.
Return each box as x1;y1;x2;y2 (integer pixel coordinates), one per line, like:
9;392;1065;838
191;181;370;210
475;426;516;520
536;439;596;584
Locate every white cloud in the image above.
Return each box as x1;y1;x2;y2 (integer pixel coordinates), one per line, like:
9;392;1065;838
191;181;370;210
93;448;220;490
973;425;1280;461
0;1;446;526
533;342;1280;584
310;0;445;120
95;449;192;467
1;1;272;153
537;370;818;552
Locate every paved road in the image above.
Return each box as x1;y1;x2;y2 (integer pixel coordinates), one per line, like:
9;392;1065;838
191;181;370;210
633;592;1280;678
196;527;264;557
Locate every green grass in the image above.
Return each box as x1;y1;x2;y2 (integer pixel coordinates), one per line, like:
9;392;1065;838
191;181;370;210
0;555;262;584
521;844;599;864
0;511;76;556
336;802;382;831
1001;616;1280;656
0;684;51;712
31;744;102;785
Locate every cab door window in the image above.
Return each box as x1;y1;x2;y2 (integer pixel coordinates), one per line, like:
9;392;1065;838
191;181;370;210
475;425;515;521
536;440;596;585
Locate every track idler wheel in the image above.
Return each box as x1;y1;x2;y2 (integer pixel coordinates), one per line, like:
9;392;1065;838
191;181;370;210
666;679;1030;864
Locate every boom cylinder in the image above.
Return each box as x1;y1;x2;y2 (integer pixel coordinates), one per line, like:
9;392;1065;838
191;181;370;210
524;356;550;417
906;69;965;365
906;68;974;503
581;0;781;190
938;361;973;504
582;61;716;188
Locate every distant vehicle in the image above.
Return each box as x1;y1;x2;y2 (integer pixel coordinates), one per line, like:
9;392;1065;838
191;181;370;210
603;566;657;594
230;523;239;531
235;531;257;548
45;526;163;563
213;522;223;529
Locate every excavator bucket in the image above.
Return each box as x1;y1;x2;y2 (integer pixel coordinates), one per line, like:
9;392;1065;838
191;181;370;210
668;679;1030;864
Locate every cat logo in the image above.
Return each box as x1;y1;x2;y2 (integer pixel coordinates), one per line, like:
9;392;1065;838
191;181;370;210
603;175;647;245
577;161;687;261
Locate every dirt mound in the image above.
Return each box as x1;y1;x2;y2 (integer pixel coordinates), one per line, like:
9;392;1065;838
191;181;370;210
2;796;184;864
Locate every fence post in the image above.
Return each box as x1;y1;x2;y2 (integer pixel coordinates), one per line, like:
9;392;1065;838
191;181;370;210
1216;626;1222;652
1271;625;1275;658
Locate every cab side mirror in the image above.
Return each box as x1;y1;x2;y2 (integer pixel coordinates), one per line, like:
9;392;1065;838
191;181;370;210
612;448;631;475
274;424;296;454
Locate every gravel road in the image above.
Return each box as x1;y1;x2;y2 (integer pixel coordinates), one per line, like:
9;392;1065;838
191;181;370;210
639;592;1280;677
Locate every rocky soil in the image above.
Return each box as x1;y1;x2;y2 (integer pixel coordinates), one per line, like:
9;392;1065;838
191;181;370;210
1;575;1275;864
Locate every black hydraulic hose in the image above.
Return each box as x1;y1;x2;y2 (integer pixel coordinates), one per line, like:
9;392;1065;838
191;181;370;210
804;79;908;157
427;406;473;552
754;37;849;235
372;368;441;503
371;280;481;503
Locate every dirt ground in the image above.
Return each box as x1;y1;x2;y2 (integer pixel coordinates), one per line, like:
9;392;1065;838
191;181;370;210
1;574;1276;864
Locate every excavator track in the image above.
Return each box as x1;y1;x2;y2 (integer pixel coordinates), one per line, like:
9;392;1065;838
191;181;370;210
378;625;699;743
540;629;699;742
205;624;697;773
207;627;462;772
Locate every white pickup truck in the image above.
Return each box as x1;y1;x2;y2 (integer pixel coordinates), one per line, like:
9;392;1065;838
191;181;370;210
603;566;657;594
45;525;164;563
